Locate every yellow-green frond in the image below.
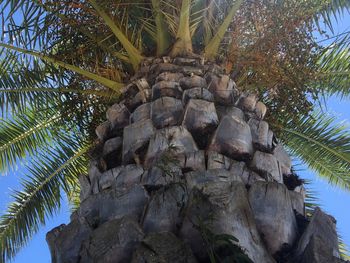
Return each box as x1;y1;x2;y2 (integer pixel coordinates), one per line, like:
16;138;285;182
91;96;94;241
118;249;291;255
88;0;143;69
170;0;193;56
151;0;172;55
0;43;124;92
204;0;243;60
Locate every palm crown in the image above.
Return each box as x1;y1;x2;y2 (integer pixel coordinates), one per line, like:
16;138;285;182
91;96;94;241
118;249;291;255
0;0;350;261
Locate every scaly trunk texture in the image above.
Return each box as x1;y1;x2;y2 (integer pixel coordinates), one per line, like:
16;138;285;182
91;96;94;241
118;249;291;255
47;56;346;263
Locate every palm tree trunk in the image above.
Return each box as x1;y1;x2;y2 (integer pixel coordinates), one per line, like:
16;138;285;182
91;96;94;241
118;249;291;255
47;56;346;263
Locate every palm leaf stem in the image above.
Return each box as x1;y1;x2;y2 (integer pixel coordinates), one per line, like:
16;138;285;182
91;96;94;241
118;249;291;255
0;43;124;92
204;0;243;60
32;0;130;63
151;0;172;56
170;0;193;56
0;87;118;98
88;0;143;69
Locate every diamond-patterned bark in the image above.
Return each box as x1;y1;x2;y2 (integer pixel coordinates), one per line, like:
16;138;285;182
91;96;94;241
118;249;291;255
47;57;345;263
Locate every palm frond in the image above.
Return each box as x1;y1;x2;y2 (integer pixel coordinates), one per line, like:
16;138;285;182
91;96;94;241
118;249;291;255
170;0;193;56
0;43;124;92
314;0;350;33
159;1;178;37
0;48;61;114
151;0;172;56
277;111;350;190
0;0;54;49
316;35;350;98
303;179;321;217
191;0;215;45
204;0;243;60
0;86;117;98
33;1;131;64
0;108;63;174
0;140;88;263
88;0;144;69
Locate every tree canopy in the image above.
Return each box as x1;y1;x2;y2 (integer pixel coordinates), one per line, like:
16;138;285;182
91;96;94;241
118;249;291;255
0;0;350;261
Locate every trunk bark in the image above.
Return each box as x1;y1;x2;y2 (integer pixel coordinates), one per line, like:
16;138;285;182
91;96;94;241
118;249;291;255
47;56;347;263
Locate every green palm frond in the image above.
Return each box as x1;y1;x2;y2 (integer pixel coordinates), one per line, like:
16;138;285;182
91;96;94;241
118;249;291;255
0;0;53;49
175;0;192;53
65;181;81;213
0;140;88;263
34;1;131;63
0;48;118;117
0;43;124;92
204;0;243;60
302;179;320;217
277;111;350;190
151;0;172;55
191;0;215;46
0;108;63;174
0;48;60;114
0;0;350;261
316;36;350;98
159;1;178;36
0;86;118;98
88;0;144;69
315;0;350;33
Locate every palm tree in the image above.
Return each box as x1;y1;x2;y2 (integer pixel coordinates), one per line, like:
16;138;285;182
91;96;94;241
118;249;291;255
0;0;350;262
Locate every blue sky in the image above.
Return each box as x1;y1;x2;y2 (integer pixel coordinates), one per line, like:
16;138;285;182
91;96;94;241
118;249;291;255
0;5;350;263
